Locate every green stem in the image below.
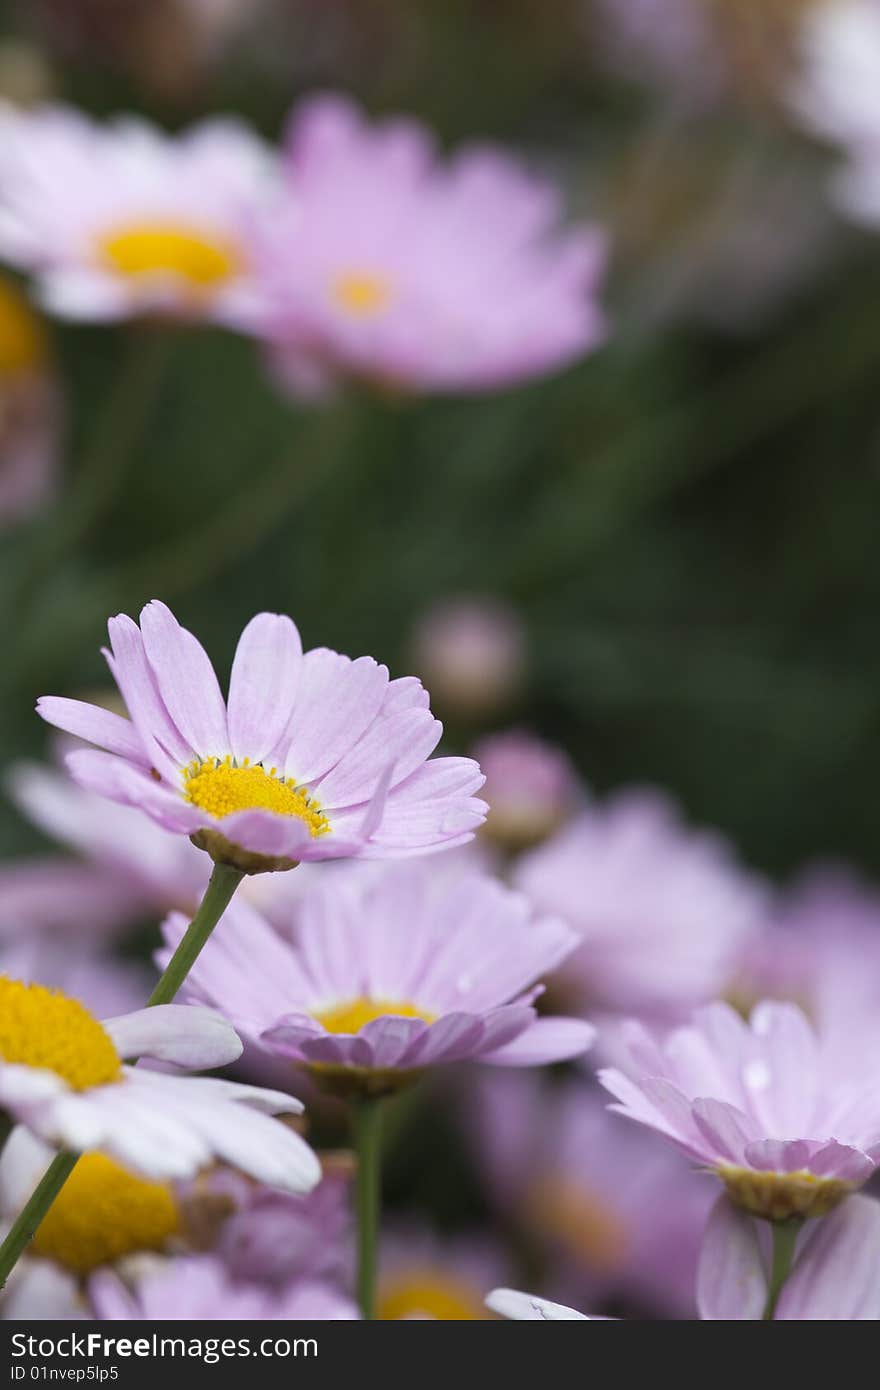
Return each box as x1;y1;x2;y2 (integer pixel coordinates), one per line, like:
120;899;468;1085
146;862;244;1007
763;1216;803;1320
353;1098;384;1321
0;1151;78;1289
0;860;244;1289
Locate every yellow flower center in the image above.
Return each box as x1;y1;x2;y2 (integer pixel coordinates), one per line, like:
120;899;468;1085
717;1165;853;1221
99;223;242;290
379;1273;487;1320
524;1178;629;1274
332;272;391;317
314;998;436;1034
0;977;121;1091
183;757;329;837
31;1154;179;1274
0;274;46;374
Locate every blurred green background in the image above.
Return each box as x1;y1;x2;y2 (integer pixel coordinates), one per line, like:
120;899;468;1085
2;0;880;884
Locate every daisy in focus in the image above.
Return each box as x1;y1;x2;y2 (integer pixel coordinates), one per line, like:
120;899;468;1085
0;976;320;1191
599;1000;880;1221
159;863;595;1098
0;104;277;323
249;94;607;396
37;601;487;872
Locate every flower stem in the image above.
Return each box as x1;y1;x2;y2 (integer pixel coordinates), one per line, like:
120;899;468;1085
763;1216;803;1320
147;862;244;1007
0;862;243;1288
0;1151;78;1289
353;1098;384;1321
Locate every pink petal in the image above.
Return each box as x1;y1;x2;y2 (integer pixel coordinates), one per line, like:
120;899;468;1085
480;1016;596;1066
35;696;145;762
283;650;389;783
139;600;229;757
227;612;302;764
697;1196;767;1321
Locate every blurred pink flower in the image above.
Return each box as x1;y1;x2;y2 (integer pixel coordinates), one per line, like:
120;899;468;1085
411;598;527;721
90;1255;357;1320
465;1071;711;1316
698;1192;880;1320
513;789;766;1019
159;863;594;1096
473;730;581;852
600;1000;880;1221
249;94;607;396
0;104;278;322
214;1160;352;1289
731;865;880;1055
38;601;486;871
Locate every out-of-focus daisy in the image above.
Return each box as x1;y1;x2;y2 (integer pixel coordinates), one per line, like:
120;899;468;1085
599;1001;880;1221
789;0;880;226
473;730;580;853
410;598;527;721
699;1192;880;1320
214;1156;353;1289
249;94;607;396
0;271;57;526
378;1227;511;1320
465;1073;711;1317
513;789;766;1019
728;865;880;1052
38;601;487;873
0;105;277;323
90;1255;358;1320
0;977;320;1190
159;864;594;1098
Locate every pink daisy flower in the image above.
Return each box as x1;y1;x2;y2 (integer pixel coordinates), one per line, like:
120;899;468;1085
159;863;594;1098
599;1000;880;1221
0;104;277;323
37;601;487;873
249;93;607;396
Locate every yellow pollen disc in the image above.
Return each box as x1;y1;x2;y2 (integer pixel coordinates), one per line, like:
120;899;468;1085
314;998;436;1034
0;976;121;1090
379;1274;487;1321
99;223;242;289
31;1154;179;1274
0;274;46;374
332;271;391;316
183;757;329;837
